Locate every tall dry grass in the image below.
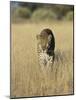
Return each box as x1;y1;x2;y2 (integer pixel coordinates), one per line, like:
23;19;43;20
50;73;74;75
11;21;73;98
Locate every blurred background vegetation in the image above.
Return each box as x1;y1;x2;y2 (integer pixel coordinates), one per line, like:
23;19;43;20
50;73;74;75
11;1;74;23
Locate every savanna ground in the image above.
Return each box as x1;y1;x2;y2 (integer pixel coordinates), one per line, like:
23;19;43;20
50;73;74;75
11;21;74;98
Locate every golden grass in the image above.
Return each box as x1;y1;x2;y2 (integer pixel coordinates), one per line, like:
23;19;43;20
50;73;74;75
11;21;73;98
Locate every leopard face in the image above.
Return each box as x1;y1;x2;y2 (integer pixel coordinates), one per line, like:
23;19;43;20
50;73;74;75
36;33;48;51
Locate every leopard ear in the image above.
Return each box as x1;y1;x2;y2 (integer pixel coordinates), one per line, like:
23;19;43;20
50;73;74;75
48;34;52;42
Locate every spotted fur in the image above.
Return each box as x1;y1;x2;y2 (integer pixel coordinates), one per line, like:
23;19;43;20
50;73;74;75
36;28;55;68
